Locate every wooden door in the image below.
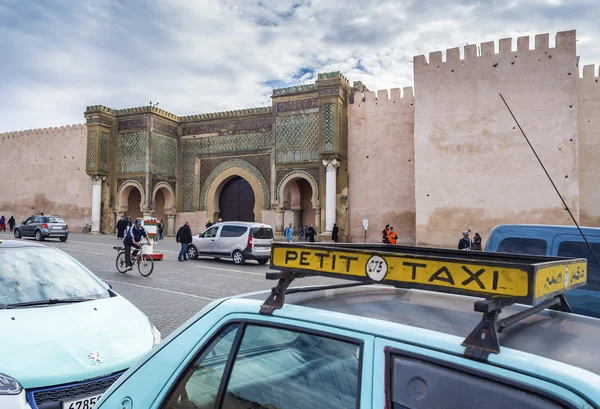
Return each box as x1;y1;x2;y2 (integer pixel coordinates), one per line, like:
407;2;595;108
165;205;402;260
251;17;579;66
219;177;255;222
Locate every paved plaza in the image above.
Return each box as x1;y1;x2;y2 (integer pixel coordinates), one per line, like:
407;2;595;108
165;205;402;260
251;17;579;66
0;231;340;336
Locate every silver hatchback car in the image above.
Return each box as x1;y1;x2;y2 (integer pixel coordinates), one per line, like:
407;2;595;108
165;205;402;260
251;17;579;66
14;215;69;242
186;222;273;265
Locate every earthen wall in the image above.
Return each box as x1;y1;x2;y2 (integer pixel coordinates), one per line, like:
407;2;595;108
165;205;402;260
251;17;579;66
578;64;600;226
413;31;579;247
348;87;416;244
0;124;92;229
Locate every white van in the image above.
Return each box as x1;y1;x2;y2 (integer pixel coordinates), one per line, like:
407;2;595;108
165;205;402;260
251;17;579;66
186;222;274;265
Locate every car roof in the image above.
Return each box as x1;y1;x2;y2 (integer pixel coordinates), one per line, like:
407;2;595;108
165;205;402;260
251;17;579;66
241;285;600;375
0;239;47;248
211;222;272;228
490;224;600;236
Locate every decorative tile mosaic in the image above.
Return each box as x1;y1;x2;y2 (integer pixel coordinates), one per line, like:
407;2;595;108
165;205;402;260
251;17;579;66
182;116;272;136
99;132;109;172
154;120;178;137
323;103;335;153
198;158;270;211
118;118;147;131
317;87;341;96
276;98;319;113
275;112;319;164
86;116;113;127
117;132;147;174
180;131;272;211
151;133;177;178
87;131;97;170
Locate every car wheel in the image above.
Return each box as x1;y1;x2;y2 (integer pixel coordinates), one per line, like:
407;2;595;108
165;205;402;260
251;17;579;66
232;250;245;265
257;259;268;265
35;230;44;241
60;237;67;242
187;245;198;260
14;229;21;239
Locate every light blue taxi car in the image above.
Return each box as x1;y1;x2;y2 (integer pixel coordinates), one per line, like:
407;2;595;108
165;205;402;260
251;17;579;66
0;240;161;409
96;243;600;409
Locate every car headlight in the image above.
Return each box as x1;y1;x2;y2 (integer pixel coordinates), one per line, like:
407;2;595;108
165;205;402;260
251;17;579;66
0;373;22;395
149;320;162;347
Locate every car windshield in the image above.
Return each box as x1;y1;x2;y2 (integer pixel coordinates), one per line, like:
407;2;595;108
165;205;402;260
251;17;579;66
0;247;108;306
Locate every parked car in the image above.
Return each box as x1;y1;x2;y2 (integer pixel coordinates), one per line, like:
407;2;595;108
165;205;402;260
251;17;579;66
13;214;69;241
186;222;274;265
485;224;600;318
0;239;161;409
94;242;600;409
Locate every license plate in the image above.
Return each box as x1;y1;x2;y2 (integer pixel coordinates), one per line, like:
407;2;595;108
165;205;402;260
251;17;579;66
62;394;102;409
53;226;63;230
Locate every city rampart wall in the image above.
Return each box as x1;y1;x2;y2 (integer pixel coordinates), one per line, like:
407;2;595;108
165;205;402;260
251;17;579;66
413;30;579;247
348;87;416;244
578;64;600;226
0;124;92;229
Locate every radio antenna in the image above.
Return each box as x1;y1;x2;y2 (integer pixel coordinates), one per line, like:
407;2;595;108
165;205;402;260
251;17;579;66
499;93;600;266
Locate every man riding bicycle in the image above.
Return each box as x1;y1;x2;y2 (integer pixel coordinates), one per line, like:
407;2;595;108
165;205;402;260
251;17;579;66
123;220;150;271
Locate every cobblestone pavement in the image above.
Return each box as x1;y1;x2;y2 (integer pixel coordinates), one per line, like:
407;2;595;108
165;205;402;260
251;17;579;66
0;231;340;336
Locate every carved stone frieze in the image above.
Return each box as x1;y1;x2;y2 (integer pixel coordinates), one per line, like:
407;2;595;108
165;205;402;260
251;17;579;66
276;98;319;113
153;120;178;137
182;116;272;136
118;117;148;131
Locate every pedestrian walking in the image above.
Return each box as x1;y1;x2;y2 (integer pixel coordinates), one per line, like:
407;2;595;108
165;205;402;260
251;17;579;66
176;222;193;261
157;219;165;240
382;224;391;244
285;223;293;242
306;225;316;242
126;215;133;227
206;220;213;229
458;230;472;250
332;223;339;243
472;232;483;251
387;226;398;245
0;216;5;232
116;216;127;239
298;225;305;241
8;216;15;232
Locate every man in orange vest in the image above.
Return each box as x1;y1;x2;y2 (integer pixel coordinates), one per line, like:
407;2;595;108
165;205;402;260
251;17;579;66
388;227;398;245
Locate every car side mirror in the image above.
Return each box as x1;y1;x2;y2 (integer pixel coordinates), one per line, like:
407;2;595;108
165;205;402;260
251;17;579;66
103;281;112;290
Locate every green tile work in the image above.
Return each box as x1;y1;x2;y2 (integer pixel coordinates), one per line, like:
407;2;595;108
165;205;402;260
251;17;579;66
88;131;97;170
323;103;335;153
180;131;272;211
275;112;319;164
117;131;147;174
151;133;177;178
99;132;109;172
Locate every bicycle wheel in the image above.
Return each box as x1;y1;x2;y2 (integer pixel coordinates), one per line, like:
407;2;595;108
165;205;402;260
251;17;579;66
138;254;154;277
116;252;128;273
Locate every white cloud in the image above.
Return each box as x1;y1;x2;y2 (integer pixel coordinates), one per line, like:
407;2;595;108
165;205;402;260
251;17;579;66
0;0;599;132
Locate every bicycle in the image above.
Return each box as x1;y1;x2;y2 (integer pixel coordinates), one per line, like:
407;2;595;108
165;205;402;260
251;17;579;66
82;223;92;233
114;243;154;277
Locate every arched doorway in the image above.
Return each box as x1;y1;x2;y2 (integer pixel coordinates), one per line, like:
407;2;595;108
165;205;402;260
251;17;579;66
152;182;175;234
124;187;142;221
277;171;320;234
218;176;255;222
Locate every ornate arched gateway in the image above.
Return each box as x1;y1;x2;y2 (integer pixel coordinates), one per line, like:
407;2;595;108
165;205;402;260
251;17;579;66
200;159;270;224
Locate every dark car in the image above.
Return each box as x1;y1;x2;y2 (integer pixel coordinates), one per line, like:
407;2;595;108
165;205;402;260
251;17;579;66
14;215;69;241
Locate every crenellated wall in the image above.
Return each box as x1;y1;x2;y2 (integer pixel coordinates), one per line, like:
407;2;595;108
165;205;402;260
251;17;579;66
413;30;579;247
348;87;416;243
0;124;92;229
578;64;600;226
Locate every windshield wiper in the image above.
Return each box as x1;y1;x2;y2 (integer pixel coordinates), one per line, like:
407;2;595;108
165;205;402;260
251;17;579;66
0;298;95;309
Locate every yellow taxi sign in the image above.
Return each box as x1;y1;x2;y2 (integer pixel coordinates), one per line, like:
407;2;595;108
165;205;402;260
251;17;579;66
270;243;587;305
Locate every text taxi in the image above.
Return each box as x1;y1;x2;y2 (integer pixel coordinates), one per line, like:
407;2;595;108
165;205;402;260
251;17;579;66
96;242;600;409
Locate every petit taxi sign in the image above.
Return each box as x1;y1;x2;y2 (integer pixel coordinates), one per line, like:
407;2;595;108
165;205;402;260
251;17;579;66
270;243;587;305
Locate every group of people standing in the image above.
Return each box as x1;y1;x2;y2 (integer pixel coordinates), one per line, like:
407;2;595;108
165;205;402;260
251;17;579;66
116;215;165;241
289;224;317;242
0;216;16;232
382;224;399;244
458;230;482;251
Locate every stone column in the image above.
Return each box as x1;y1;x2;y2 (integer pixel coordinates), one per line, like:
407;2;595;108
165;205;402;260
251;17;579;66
142;209;153;219
322;159;340;233
167;214;175;236
90;175;105;234
314;207;321;234
275;207;285;235
292;209;302;233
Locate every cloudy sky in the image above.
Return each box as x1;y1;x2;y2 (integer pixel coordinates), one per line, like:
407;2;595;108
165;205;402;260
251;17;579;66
0;0;599;133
